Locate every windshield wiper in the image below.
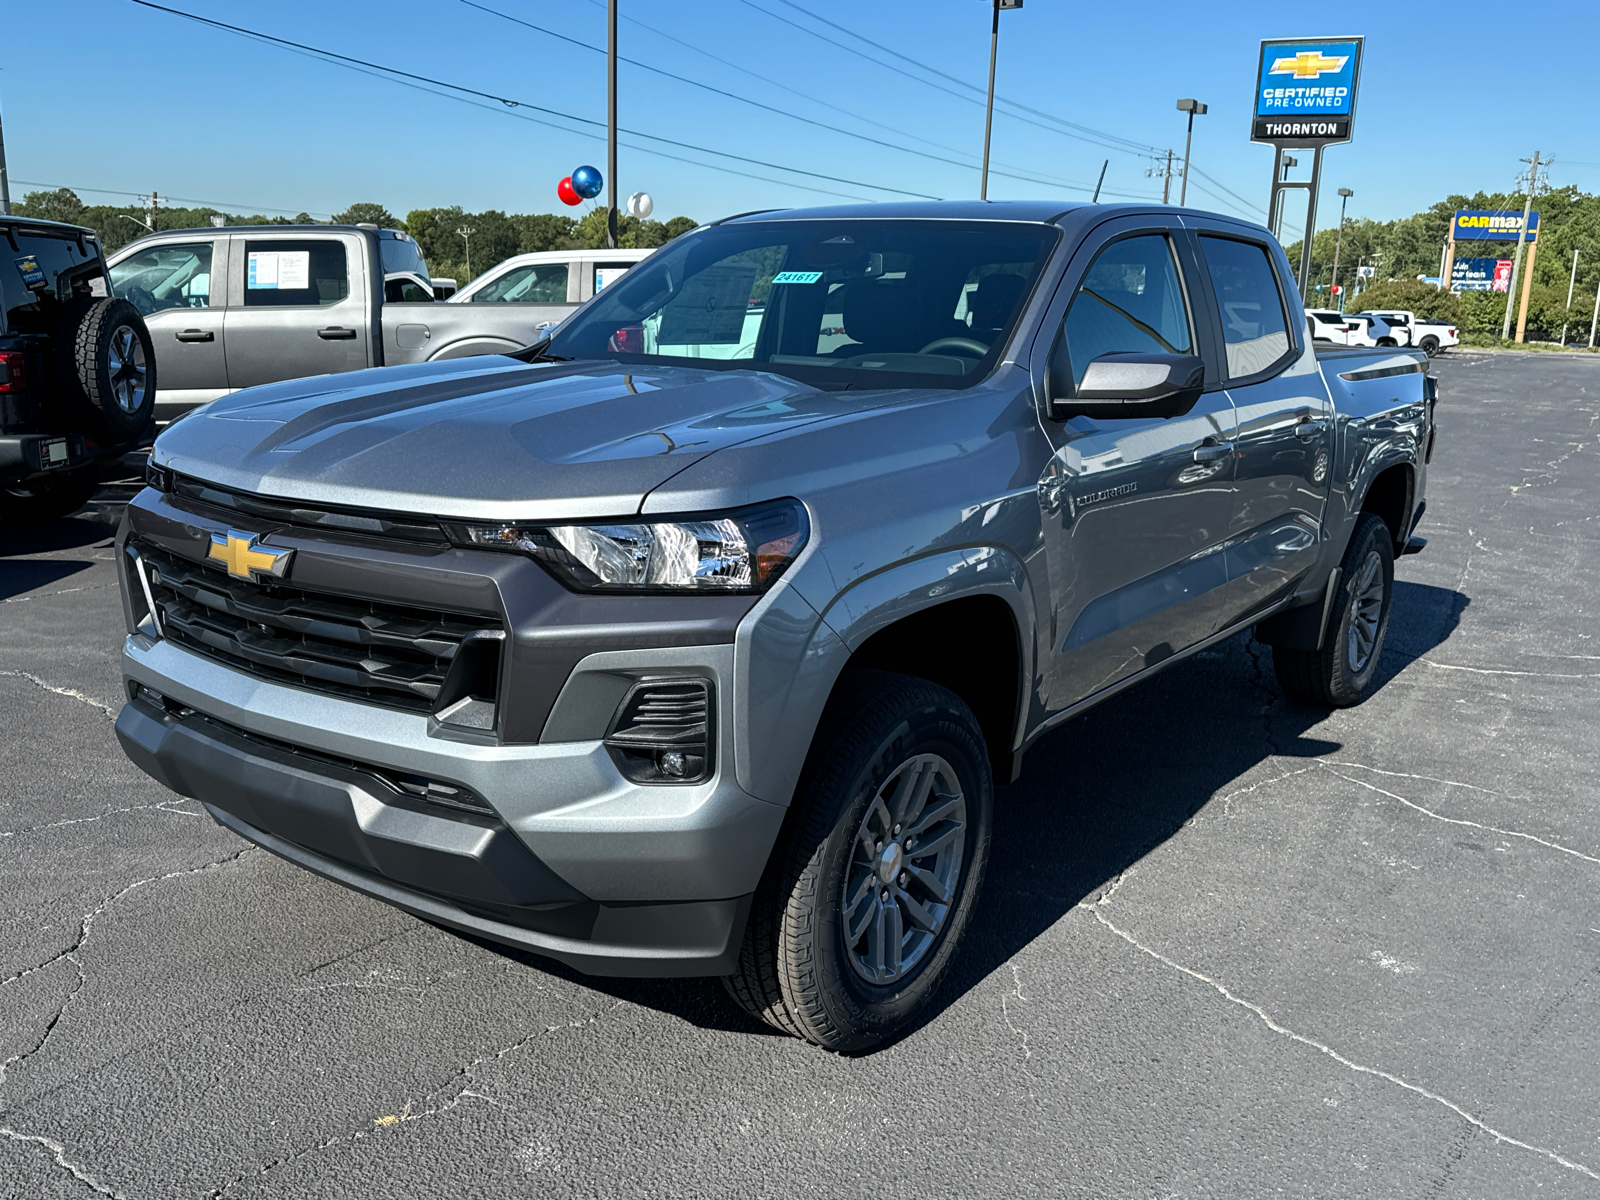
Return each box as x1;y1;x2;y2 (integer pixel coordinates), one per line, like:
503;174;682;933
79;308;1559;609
506;335;572;364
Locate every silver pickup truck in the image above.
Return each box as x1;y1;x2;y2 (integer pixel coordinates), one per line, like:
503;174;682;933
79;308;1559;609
113;200;1435;1051
107;225;548;419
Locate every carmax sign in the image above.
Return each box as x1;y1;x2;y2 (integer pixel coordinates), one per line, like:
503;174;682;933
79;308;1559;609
1453;210;1540;242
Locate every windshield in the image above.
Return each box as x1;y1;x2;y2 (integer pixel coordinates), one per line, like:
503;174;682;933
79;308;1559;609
546;219;1058;388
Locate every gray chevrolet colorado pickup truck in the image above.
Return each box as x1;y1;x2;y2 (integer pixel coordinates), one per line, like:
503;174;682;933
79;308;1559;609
113;201;1434;1051
107;224;550;421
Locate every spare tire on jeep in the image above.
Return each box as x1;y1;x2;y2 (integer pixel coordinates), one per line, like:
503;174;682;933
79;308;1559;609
57;298;156;440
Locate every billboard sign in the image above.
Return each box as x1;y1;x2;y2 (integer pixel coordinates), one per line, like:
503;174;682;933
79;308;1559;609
1452;210;1540;243
1451;256;1514;292
1252;37;1364;144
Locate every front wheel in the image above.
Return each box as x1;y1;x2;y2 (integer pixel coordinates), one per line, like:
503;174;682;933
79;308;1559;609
724;670;993;1052
1271;513;1395;707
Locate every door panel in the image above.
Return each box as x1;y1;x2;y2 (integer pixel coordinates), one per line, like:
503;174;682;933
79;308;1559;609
108;239;229;414
223;234;369;389
1034;227;1238;710
1192;233;1331;617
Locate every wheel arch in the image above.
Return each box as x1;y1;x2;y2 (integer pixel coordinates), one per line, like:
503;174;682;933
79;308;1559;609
1357;460;1415;553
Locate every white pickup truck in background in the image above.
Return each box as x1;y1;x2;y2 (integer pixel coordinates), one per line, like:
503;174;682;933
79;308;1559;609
1359;310;1459;357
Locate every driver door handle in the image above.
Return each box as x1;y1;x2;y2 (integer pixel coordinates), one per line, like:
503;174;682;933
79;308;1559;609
175;329;214;343
1295;419;1328;439
317;326;358;340
1192;440;1234;463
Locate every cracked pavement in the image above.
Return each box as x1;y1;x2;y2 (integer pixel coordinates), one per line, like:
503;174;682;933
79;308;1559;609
1;350;1597;1198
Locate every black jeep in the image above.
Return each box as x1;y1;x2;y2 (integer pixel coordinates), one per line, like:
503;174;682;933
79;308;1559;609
1;215;156;523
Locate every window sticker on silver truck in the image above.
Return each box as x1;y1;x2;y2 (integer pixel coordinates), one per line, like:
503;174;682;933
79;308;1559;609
247;250;310;290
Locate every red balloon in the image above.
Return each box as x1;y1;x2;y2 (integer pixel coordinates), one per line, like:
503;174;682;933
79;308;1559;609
557;176;582;207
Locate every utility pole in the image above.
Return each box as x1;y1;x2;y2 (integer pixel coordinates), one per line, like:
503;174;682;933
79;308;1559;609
1500;150;1540;342
1590;279;1599;349
1561;248;1579;345
0;99;11;217
1091;159;1108;203
1161;150;1173;204
1331;187;1352;312
147;190;160;233
606;0;618;248
977;0;1022;200
457;225;475;278
1175;99;1206;206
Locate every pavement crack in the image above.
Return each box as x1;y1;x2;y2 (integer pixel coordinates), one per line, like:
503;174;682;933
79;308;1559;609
998;963;1037;1100
1243;638;1286;757
0;671;118;719
1417;659;1600;680
0;799;200;840
1080;904;1600;1183
0;848;256;1090
207;998;626;1198
1320;765;1600;868
1;583;117;604
0;1127;131;1198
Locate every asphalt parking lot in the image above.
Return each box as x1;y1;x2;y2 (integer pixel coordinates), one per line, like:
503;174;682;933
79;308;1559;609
2;350;1597;1199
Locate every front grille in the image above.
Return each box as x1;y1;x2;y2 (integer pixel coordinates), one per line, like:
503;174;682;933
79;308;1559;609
136;542;501;713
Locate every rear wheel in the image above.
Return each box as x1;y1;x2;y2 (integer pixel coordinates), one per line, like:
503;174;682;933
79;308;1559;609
724;670;993;1052
1419;336;1440;357
1272;513;1395;707
0;469;100;523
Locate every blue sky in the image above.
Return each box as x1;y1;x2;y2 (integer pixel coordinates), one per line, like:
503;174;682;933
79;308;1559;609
6;0;1598;229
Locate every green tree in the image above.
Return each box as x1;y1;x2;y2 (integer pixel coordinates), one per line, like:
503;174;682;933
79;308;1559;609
16;187;86;225
332;202;398;228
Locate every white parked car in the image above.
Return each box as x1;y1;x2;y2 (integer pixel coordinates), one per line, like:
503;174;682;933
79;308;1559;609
1306;308;1353;345
1343;314;1401;348
449;248;658;336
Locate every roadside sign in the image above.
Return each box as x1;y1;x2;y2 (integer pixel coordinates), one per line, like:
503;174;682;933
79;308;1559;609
1356;265;1375;278
1493;260;1514;292
1251;37;1364;146
1452;210;1539;243
1451;256;1513;292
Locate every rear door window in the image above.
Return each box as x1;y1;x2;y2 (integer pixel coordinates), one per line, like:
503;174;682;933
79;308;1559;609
243;239;350;307
1198;236;1292;379
111;242;215;315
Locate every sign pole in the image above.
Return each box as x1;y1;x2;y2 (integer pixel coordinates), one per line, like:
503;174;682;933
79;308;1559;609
606;0;618;249
980;0;999;201
1561;249;1579;345
1298;146;1323;297
1589;278;1599;349
1500;149;1539;341
1441;229;1456;295
1515;236;1539;343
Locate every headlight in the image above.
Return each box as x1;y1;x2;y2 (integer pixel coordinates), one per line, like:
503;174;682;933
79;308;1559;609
445;500;808;593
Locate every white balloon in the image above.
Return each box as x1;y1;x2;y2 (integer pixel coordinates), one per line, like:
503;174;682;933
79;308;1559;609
627;192;654;219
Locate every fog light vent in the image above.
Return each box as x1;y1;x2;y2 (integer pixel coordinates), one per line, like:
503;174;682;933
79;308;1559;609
604;679;712;784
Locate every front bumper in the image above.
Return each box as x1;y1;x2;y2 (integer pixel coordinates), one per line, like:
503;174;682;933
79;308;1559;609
119;634;785;976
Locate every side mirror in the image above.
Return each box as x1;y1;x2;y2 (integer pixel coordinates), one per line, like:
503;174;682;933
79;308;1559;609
1049;351;1206;420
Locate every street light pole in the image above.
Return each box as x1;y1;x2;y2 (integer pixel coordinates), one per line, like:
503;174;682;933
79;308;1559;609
606;0;618;248
1330;187;1352;312
978;0;1021;200
0;99;11;217
1175;99;1206;206
1561;248;1579;345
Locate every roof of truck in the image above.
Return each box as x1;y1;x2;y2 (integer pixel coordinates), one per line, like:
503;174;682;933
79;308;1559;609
0;214;97;237
722;200;1093;224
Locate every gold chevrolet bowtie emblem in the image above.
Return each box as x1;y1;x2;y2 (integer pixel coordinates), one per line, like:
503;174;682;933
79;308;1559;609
1269;51;1349;79
208;530;294;582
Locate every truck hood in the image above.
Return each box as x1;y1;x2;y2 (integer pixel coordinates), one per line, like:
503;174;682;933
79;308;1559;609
152;357;859;520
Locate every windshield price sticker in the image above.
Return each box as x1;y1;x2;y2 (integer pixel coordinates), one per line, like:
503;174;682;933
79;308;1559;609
771;271;824;285
247;250;311;290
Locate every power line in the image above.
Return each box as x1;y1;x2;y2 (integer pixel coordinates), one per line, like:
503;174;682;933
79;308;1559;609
11;178;331;218
762;0;1164;157
129;0;939;201
1184;165;1267;218
459;0;1115;195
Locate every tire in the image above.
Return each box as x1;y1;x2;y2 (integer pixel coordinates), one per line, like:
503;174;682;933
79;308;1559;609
1272;513;1395;707
57;298;156;439
1419;337;1440;357
1376;337;1398;347
0;468;101;523
723;670;993;1052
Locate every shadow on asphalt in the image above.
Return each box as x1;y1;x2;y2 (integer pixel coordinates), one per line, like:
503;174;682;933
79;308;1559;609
450;580;1470;1050
0;510;117;558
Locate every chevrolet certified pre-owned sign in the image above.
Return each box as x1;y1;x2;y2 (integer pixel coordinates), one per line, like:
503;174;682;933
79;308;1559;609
1452;210;1540;243
1252;37;1363;145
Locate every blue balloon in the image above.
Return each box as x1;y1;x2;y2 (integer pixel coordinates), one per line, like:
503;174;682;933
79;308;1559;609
571;165;604;199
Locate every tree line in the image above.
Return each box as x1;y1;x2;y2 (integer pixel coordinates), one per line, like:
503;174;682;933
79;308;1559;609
11;189;697;288
1284;184;1600;342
